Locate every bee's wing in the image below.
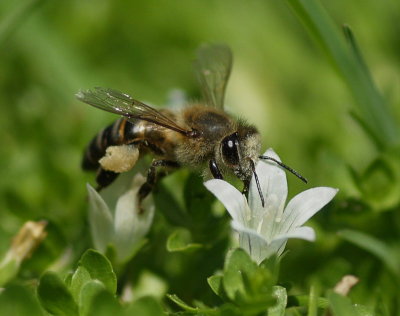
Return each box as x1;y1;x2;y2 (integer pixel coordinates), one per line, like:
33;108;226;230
76;87;191;136
194;43;233;109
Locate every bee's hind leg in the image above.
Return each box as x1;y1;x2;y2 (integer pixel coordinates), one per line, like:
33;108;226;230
95;168;120;191
138;159;180;211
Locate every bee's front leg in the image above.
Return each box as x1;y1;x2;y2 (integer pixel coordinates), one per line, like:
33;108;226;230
209;159;223;179
137;160;180;211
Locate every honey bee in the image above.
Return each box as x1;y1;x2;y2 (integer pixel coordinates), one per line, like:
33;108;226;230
77;44;306;207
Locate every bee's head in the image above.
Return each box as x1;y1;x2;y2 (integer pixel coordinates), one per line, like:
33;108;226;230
219;125;263;204
220;125;261;181
219;124;307;208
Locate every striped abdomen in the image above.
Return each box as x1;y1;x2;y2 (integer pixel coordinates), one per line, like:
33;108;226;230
82;118;136;170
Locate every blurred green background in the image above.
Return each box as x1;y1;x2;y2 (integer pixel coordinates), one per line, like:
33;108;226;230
1;0;400;311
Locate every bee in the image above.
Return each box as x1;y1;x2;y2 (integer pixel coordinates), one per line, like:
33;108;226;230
77;44;306;208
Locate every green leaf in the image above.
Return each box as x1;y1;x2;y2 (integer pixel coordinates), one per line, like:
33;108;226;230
339;229;399;277
328;291;374;316
166;294;199;312
260;254;281;284
285;0;399;148
125;296;165;316
0;284;44;316
207;274;228;300
166;228;203;252
268;286;287;316
86;290;123;316
37;271;79;316
79;280;106;316
223;248;257;300
70;266;91;301
78;249;117;294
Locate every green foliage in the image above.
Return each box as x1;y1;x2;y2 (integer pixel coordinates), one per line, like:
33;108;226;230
37;272;79;316
0;284;44;316
1;0;400;315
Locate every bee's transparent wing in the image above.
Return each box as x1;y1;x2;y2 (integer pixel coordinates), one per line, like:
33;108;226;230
76;87;191;135
194;43;233;109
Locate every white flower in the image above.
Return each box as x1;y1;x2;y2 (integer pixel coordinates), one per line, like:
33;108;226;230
86;174;154;264
204;148;338;264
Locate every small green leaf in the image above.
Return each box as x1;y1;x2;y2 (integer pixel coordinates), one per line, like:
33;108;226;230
166;294;198;312
86;290;123;316
37;271;79;316
166;228;203;252
0;284;44;316
64;271;73;287
223;248;257;300
268;286;287;316
78;249;117;294
125;296;165;316
207;274;228;300
79;280;106;316
70;266;91;301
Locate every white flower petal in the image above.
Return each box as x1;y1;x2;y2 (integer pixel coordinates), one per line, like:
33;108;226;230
204;179;247;225
249;148;288;238
86;183;114;253
231;221;276;264
114;174;154;263
279;187;338;235
273;226;316;242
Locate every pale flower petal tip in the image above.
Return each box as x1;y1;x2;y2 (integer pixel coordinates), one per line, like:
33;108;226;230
261;148;281;161
204;179;246;225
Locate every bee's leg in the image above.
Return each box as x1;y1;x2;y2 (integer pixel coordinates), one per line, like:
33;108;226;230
209;159;223;179
95;168;119;191
138;160;180;208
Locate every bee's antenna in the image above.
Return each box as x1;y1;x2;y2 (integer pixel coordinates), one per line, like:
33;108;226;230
259;155;308;184
249;159;265;207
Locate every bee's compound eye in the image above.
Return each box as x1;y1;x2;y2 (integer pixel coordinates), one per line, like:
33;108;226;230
221;133;240;166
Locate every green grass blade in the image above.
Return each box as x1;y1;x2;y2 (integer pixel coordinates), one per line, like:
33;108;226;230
285;0;399;148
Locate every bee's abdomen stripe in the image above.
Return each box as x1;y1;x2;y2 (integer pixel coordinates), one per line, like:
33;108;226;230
81;119;126;170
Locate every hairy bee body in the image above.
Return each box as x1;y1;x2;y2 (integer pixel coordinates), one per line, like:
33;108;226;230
77;44;279;205
82;104;251;184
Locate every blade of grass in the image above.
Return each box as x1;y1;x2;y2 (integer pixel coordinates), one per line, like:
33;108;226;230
285;0;399;149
